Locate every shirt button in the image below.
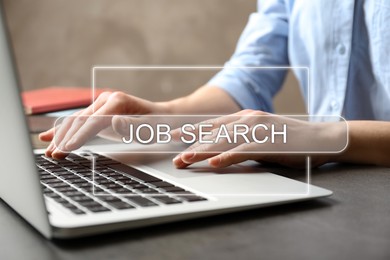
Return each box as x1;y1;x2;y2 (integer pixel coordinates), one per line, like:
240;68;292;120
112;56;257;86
337;43;346;55
330;100;339;110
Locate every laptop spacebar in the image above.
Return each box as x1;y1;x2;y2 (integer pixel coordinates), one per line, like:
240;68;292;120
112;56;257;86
107;164;161;183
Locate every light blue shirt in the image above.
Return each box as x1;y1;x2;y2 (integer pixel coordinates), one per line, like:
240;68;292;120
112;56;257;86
209;0;390;120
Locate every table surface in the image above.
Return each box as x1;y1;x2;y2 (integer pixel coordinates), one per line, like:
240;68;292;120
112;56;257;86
1;155;390;260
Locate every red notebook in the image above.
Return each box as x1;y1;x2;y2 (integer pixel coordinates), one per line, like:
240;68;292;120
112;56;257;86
22;87;110;115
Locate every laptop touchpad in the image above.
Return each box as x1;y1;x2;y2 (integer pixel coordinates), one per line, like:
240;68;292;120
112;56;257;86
107;152;264;179
142;159;267;179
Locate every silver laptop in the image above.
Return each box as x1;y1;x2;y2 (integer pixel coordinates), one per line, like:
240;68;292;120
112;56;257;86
0;3;331;239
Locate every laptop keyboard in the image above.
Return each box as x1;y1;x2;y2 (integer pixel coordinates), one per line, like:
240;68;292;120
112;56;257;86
35;153;207;215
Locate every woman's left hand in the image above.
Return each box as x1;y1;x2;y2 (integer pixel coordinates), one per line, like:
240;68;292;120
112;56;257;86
171;109;346;169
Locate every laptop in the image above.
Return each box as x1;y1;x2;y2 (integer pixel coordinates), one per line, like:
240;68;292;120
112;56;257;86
0;2;332;239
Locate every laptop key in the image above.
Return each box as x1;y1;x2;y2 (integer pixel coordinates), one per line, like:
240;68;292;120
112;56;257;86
56;186;76;193
98;160;121;166
43;165;60;170
63;191;84;197
47;182;70;189
124;196;158;207
75;169;93;173
95;156;112;161
104;183;123;190
79;201;102;208
67;178;88;184
71;196;94;202
40;175;56;180
89;206;110;213
113;175;130;181
53;197;68;204
152;196;182;205
160;186;186;192
75;182;91;187
45;192;61;199
97;169;116;174
108;201;135;210
62;202;78;209
112;188;134;194
98;196;121;202
38;170;49;175
51;170;72;175
43;187;52;194
37;161;54;167
70;208;86;215
150;181;176;188
41;178;61;184
95;187;108;193
177;195;207;202
120;179;139;185
137;188;159;194
130;183;148;190
79;162;94;167
59;174;80;180
78;185;93;192
95;179;113;185
108;164;162;183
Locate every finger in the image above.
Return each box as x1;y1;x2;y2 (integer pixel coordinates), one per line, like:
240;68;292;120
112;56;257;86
39;127;56;142
170;114;239;141
180;133;241;163
172;121;228;169
54;106;114;155
62;115;112;152
172;113;258;169
112;115;186;145
172;155;191;169
57;91;136;153
50;92;111;158
177;126;221;152
45;142;56;157
208;144;261;168
58;89;177;154
47;111;82;158
171;109;258;141
180;145;220;166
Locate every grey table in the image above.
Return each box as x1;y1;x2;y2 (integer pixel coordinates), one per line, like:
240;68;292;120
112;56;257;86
1;164;390;260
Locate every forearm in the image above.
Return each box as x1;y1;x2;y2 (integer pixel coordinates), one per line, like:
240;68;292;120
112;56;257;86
333;121;390;166
160;85;241;115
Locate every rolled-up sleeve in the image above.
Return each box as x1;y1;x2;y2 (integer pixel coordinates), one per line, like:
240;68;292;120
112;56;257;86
208;0;289;112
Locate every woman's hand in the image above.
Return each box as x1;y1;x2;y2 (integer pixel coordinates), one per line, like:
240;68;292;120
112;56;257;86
172;110;346;169
39;91;170;159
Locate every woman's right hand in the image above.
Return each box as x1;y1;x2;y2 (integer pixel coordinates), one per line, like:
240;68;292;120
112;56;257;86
39;91;170;159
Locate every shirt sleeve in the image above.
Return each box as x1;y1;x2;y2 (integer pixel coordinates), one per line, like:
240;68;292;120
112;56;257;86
208;0;289;112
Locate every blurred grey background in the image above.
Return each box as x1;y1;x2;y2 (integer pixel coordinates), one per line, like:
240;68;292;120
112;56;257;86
3;0;305;114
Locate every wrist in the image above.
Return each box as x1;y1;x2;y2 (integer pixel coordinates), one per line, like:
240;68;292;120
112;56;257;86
318;121;349;163
156;96;188;115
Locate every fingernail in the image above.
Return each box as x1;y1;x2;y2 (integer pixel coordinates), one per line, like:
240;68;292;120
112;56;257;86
209;156;221;167
172;155;181;163
45;149;52;157
172;155;183;167
181;152;195;163
172;156;188;169
51;148;60;158
45;143;54;156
